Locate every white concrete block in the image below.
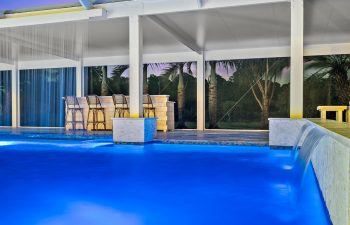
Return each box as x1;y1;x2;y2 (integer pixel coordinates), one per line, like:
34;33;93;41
269;118;308;147
112;118;157;143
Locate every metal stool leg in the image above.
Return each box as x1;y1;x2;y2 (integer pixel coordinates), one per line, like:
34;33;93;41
78;109;85;130
93;109;97;130
65;109;69;128
87;110;91;130
72;110;76;130
102;109;106;130
82;109;85;130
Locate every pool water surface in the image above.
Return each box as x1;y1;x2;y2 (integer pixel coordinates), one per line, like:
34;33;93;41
0;140;330;225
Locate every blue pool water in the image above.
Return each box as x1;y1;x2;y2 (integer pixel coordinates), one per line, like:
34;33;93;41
0;140;330;225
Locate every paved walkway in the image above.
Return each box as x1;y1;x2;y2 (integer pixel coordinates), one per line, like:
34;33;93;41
155;130;269;146
0;128;269;146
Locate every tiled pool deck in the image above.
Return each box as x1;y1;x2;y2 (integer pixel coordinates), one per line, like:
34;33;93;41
0;128;269;146
156;130;269;145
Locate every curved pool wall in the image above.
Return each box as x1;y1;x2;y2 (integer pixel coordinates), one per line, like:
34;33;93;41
270;118;350;225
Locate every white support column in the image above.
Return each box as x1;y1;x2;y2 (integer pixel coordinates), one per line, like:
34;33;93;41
11;61;19;128
290;0;304;118
76;60;85;97
197;53;205;130
129;15;143;118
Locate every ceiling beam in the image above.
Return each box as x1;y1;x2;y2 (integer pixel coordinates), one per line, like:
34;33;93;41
0;8;105;29
0;57;13;65
148;15;203;54
108;0;290;19
204;0;290;9
0;63;13;71
81;42;350;67
0;31;79;61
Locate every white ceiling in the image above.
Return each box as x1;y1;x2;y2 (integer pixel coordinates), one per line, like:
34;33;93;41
304;0;350;45
2;0;350;61
86;0;350;58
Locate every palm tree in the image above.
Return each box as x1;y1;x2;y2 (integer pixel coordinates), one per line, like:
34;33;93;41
88;67;94;94
235;58;289;129
101;66;108;96
207;60;235;128
143;63;162;94
110;65;129;94
305;55;350;105
87;66;103;95
162;62;193;128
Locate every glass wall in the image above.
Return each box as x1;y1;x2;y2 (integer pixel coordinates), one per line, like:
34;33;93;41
205;58;290;130
20;68;76;127
147;62;197;129
85;65;129;96
304;54;350;120
0;71;11;126
85;63;197;128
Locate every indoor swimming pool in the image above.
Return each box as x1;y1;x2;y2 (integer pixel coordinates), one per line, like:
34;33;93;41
0;139;330;225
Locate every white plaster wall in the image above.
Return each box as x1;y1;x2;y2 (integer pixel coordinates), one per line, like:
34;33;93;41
270;118;350;225
311;128;350;225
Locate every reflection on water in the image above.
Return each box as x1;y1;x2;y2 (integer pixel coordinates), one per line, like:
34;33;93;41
38;202;142;225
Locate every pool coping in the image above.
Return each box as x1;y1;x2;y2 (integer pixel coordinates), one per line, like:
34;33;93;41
0;128;269;146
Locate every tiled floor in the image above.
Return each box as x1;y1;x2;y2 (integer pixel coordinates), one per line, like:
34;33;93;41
155;130;269;145
0;128;269;145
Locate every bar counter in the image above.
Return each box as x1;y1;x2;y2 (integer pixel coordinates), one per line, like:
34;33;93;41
65;95;175;132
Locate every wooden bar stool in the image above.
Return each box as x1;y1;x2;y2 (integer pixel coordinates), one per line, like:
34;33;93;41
64;96;85;130
86;95;106;130
112;94;129;117
143;94;156;118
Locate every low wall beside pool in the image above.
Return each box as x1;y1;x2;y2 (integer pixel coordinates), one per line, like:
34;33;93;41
269;118;350;225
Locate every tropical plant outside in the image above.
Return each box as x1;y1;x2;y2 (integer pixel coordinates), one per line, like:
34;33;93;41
305;55;350;105
206;60;235;128
161;62;194;128
233;58;290;129
205;58;290;129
